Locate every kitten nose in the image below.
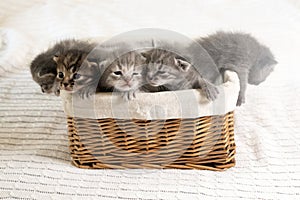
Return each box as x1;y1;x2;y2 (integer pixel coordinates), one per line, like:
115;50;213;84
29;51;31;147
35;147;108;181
125;81;132;86
124;77;131;83
63;83;68;87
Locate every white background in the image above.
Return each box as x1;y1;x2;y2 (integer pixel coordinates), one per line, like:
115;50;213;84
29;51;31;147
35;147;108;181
0;0;299;199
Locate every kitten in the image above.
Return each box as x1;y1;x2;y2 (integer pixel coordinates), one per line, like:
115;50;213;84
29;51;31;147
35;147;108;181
53;49;100;98
143;49;219;101
30;43;64;96
30;51;59;95
30;39;97;96
197;31;277;106
98;51;146;100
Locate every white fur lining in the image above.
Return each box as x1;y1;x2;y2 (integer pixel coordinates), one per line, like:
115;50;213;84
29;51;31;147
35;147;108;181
61;70;239;120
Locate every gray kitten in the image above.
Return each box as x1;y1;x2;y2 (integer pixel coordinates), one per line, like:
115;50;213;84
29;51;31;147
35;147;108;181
197;31;277;106
143;48;219;101
98;51;146;100
30;40;71;95
54;48;100;98
30;44;61;96
30;39;97;96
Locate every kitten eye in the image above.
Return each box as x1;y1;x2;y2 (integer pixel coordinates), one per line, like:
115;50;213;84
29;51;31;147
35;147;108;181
132;72;139;76
58;72;64;79
73;73;81;80
114;71;122;76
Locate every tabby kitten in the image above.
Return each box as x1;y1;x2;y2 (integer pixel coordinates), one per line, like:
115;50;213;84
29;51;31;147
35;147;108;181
143;49;219;101
30;39;97;96
197;31;277;106
98;51;146;100
54;49;100;98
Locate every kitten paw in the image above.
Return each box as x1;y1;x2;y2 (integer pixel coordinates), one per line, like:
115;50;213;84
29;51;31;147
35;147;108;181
203;83;219;101
78;88;95;99
122;90;136;101
54;89;60;96
79;92;87;99
236;95;245;106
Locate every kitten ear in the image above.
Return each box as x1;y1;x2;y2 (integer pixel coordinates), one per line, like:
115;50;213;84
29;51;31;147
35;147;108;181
88;61;98;68
98;60;108;68
140;51;151;61
174;58;191;72
139;54;147;63
53;55;59;63
140;52;149;59
38;72;56;78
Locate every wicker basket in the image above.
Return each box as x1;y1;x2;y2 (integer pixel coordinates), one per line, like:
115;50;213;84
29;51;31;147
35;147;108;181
61;71;240;170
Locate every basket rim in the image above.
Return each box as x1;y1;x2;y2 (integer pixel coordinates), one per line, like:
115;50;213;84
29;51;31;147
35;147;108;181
61;70;240;120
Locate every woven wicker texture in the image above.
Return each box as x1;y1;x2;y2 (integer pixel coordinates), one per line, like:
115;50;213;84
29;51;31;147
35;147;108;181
67;111;235;170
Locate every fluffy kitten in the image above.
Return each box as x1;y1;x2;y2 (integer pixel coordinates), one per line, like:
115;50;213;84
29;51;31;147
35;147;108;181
30;52;59;95
30;44;62;96
197;31;277;106
143;49;219;101
98;51;146;100
30;39;97;96
54;48;100;98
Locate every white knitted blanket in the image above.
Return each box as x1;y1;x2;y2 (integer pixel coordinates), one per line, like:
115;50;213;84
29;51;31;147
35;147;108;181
0;0;299;199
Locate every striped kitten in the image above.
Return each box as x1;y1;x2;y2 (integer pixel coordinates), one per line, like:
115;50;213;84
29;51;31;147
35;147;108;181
53;48;100;98
30;39;97;96
98;51;146;100
143;48;219;101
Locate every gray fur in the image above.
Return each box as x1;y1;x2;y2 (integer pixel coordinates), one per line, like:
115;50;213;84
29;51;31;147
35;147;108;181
30;44;60;95
145;39;222;85
197;31;277;106
143;48;219;101
98;50;146;100
30;39;97;96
